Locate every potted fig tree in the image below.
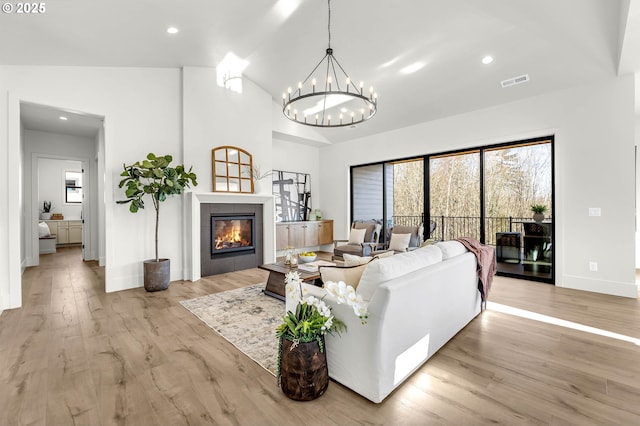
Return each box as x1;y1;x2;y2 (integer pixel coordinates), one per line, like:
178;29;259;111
117;153;197;291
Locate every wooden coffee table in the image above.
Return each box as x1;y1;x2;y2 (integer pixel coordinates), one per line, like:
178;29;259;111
259;262;322;301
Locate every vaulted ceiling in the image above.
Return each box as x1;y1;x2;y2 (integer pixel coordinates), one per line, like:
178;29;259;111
2;0;638;143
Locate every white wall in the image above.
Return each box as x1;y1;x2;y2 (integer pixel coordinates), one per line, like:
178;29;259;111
272;138;322;212
19;120;25;274
0;65;183;308
183;67;273;193
636;115;640;269
181;67;274;278
319;75;637;298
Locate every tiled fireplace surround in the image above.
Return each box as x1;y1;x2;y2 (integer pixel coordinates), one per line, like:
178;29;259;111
187;192;276;281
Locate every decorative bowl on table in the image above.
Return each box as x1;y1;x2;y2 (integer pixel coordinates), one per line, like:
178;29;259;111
299;252;317;263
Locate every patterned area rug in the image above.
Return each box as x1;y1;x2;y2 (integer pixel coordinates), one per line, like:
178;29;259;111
180;284;284;376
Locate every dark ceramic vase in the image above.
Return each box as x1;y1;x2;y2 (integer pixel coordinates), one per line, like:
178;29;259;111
279;336;329;401
143;258;170;292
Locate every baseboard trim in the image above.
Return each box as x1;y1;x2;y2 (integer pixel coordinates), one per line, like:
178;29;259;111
560;275;638;298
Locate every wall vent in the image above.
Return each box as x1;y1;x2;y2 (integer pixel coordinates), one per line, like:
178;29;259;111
500;74;529;88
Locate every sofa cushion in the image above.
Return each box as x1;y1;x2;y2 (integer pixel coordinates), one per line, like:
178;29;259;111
435;240;468;260
343;253;372;266
319;260;373;289
348;228;366;244
357;245;443;301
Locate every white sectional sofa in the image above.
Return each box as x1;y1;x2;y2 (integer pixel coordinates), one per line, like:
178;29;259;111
286;241;483;403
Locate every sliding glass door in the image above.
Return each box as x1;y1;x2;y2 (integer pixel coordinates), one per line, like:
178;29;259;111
351;158;424;245
429;150;480;242
484;141;553;281
351;136;554;283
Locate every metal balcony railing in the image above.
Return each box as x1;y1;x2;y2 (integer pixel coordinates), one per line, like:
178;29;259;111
390;215;551;245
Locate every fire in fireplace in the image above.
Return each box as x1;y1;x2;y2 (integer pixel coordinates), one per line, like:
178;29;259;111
211;214;255;255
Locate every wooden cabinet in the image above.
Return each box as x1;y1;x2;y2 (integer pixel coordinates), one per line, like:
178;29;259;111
276;220;333;250
275;225;290;251
57;221;70;244
68;220;83;244
317;220;333;245
45;220;83;245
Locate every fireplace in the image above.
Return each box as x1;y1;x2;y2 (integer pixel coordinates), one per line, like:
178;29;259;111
198;201;266;277
211;214;255;255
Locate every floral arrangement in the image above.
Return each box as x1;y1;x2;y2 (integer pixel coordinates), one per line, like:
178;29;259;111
276;271;369;349
276;271;369;385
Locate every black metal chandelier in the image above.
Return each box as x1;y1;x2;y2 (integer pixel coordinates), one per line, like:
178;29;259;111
282;0;377;128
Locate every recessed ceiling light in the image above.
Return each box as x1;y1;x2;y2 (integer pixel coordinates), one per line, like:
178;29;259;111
482;55;494;65
167;27;179;34
59;116;68;121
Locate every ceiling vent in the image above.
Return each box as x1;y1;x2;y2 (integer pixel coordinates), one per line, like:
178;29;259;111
500;74;529;88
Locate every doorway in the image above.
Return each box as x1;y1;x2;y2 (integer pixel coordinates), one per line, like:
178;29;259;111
21;102;104;268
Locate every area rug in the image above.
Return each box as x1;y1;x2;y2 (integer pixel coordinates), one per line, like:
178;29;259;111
179;284;284;376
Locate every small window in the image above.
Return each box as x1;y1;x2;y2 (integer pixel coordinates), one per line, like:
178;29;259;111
65;171;82;204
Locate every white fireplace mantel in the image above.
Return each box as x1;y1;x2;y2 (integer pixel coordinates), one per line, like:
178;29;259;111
186;192;276;281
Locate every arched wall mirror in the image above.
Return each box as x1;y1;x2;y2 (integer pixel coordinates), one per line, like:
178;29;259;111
212;146;253;193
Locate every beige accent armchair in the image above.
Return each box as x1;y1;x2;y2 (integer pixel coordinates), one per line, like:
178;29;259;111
332;220;382;261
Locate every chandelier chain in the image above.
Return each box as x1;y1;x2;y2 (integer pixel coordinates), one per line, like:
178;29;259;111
281;0;377;128
327;0;332;49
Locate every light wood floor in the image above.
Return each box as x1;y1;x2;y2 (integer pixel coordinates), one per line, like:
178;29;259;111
1;247;639;425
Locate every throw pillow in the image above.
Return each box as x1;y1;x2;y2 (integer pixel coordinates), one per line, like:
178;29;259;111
435;240;468;260
319;260;373;289
357;247;443;301
343;253;372;266
38;221;51;238
388;233;411;251
347;228;367;244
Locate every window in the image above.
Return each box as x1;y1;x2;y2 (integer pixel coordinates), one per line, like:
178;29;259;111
350;158;424;245
65;171;82;204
